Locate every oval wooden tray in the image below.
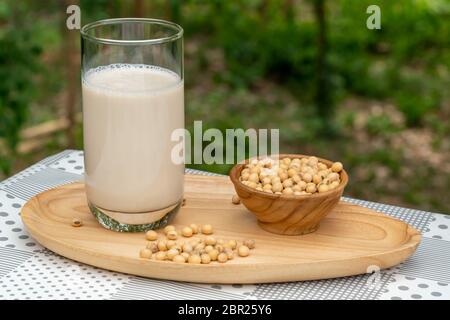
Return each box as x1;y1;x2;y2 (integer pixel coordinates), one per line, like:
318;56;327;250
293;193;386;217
21;174;421;284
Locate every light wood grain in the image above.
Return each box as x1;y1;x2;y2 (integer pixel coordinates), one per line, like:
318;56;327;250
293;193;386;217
21;174;421;284
230;154;349;235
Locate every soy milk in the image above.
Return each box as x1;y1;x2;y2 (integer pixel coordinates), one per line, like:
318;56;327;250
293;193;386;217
82;64;184;212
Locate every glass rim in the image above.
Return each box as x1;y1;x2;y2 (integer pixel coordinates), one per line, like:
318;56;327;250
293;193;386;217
81;18;183;45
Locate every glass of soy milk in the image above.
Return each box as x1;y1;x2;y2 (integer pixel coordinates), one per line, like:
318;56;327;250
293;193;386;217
81;18;184;232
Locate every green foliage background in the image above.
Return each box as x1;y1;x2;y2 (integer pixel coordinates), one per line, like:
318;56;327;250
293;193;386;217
0;0;449;212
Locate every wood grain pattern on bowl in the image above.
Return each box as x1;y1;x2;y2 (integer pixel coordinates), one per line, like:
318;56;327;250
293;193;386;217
229;154;349;235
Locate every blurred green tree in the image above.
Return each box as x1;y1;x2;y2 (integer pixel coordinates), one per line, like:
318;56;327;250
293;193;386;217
0;1;42;174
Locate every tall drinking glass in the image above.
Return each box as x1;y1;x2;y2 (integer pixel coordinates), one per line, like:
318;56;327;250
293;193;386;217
81;18;184;232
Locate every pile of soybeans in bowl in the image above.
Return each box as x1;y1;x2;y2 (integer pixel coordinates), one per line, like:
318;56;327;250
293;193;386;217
239;156;344;196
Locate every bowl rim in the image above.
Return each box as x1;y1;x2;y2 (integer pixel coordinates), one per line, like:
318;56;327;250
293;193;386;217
229;154;348;200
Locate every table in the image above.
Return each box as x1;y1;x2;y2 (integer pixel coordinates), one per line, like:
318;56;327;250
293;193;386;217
0;150;448;300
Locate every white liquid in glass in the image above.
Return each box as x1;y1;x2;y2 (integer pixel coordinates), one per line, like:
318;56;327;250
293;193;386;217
82;64;184;212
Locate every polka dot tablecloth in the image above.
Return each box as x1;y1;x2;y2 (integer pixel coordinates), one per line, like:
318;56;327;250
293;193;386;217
0;150;449;300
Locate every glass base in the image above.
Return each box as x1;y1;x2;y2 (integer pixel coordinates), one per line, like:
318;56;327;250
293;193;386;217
88;201;181;232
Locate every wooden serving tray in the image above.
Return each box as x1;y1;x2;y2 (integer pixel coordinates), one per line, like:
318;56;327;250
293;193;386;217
21;174;421;284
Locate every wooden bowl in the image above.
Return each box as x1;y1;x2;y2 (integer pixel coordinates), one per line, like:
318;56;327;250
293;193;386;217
229;154;349;236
